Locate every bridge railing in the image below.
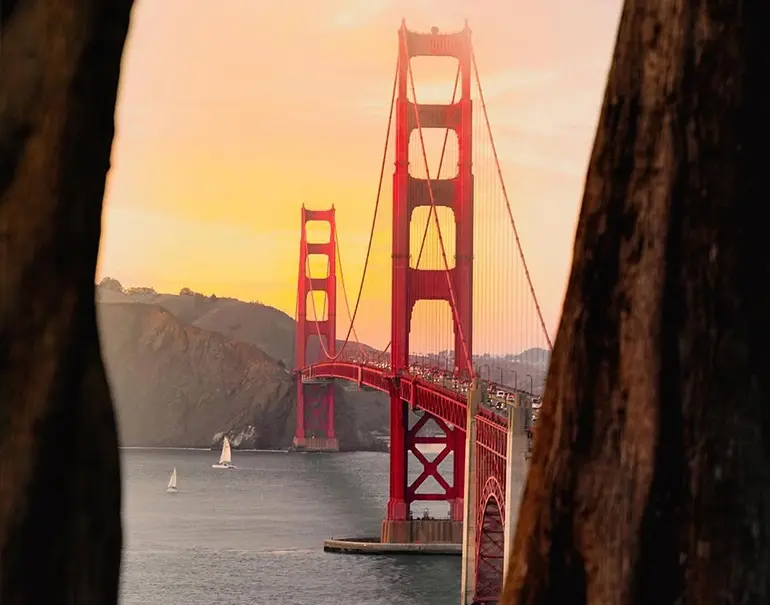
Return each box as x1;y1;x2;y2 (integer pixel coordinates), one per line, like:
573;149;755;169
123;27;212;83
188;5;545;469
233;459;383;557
408;379;468;432
303;361;391;392
301;360;513;456
475;412;507;459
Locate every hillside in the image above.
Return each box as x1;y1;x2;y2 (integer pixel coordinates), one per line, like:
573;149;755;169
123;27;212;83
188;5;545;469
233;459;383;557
97;301;387;450
95;279;550;448
96;282;382;365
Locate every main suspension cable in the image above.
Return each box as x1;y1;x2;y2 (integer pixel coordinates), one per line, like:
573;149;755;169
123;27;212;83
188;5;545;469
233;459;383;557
334;227;365;357
290;274;300;371
368;63;461;367
304;53;399;361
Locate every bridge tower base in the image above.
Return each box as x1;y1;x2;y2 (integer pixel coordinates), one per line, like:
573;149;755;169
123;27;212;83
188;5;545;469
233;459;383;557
381;518;463;544
502;404;530;580
291;436;339;453
381;398;466;545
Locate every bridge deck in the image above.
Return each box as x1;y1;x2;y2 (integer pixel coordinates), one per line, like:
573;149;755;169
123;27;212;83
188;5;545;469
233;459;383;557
302;361;516;459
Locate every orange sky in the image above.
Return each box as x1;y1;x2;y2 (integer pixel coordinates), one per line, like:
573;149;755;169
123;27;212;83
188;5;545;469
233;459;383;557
98;0;623;354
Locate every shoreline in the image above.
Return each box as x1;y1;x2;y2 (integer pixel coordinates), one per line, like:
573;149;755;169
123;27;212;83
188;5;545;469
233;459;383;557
118;445;389;453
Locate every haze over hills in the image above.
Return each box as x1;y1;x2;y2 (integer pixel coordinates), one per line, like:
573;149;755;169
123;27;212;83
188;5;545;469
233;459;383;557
412;347;550;395
96;277;382;365
96;277;551;449
96;278;389;450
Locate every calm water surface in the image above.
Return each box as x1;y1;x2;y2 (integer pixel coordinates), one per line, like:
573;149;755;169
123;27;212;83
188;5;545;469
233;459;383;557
121;449;460;604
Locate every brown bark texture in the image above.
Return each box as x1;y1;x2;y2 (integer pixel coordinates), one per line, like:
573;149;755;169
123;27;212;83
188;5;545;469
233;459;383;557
501;2;770;604
0;1;133;603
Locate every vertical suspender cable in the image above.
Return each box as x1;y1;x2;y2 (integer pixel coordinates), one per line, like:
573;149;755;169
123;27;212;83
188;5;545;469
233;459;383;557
469;42;553;351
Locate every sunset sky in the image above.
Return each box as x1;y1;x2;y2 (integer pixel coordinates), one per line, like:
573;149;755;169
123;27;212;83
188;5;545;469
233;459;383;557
98;0;623;354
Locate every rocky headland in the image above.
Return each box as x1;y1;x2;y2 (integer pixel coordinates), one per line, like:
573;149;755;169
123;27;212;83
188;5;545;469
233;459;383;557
96;279;389;451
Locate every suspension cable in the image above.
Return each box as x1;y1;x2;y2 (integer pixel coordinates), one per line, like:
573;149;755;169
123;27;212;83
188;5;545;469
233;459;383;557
321;254;329;330
334;227;365;357
304;53;399;361
469;42;553;350
402;33;475;378
290;274;299;371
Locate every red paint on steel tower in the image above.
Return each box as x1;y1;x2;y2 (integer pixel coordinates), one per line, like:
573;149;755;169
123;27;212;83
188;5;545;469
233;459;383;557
293;205;339;452
382;21;474;543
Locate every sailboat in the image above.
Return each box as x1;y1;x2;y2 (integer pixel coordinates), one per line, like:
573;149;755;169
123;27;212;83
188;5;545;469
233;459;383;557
166;468;178;493
212;436;237;469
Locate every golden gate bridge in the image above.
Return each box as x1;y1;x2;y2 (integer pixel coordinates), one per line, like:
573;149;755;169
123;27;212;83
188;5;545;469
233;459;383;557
291;21;553;605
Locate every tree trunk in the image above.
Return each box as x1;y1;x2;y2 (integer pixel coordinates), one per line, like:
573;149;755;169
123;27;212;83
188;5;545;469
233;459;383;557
0;1;133;603
502;2;770;604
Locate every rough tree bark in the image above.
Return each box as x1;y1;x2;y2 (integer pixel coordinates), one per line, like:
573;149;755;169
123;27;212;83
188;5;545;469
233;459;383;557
0;1;133;603
501;2;770;604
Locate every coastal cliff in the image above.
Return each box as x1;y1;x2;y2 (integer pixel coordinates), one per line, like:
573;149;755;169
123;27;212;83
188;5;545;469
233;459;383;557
97;299;388;450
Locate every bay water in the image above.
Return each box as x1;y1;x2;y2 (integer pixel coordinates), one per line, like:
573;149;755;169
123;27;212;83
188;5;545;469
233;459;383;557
121;448;460;604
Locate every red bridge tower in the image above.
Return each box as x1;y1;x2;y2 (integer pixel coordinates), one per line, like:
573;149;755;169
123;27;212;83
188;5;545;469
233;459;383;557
382;22;474;544
293;205;339;452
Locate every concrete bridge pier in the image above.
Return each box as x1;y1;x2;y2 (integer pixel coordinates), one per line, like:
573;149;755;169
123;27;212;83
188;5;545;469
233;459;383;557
503;402;531;584
460;388;531;604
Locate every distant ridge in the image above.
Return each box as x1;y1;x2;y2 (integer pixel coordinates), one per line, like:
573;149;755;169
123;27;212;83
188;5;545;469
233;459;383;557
96;278;383;364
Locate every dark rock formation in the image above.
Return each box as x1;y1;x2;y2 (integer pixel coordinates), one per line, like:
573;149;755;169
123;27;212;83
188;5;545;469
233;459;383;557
0;1;134;603
97;301;387;451
502;2;770;604
96;283;393;448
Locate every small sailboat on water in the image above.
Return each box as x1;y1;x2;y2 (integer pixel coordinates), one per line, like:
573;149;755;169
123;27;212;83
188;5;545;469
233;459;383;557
166;468;178;493
212;436;237;469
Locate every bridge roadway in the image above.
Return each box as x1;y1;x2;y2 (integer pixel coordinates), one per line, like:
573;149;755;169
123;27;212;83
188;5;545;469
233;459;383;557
301;361;539;459
303;361;537;604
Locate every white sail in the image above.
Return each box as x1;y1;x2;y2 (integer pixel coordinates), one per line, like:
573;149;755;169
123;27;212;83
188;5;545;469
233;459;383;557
167;468;177;491
219;437;232;465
